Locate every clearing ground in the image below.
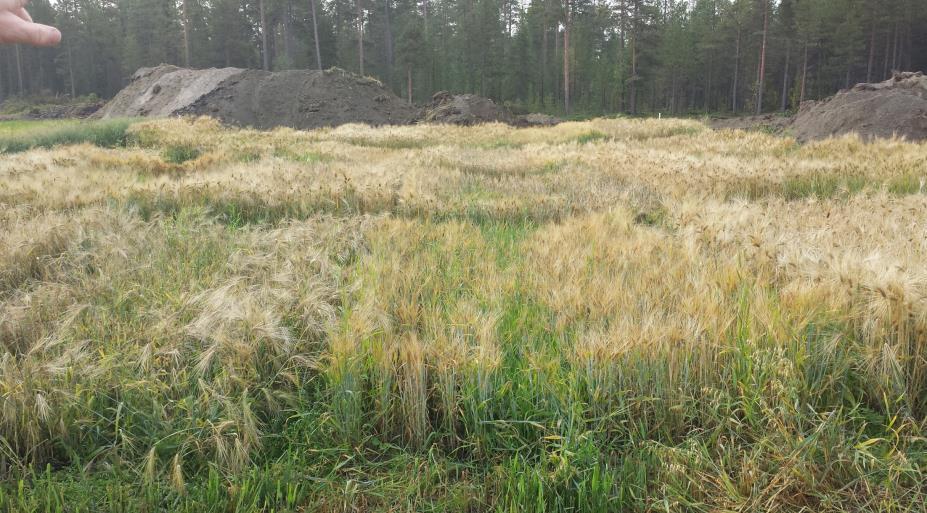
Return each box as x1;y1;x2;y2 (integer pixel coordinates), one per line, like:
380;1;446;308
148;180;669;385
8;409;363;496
1;117;926;511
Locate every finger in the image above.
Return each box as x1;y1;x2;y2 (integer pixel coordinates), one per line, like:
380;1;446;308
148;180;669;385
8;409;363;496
0;13;60;47
14;7;32;22
0;0;28;11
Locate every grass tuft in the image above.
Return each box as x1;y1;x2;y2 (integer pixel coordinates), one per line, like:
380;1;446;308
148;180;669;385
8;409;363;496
161;142;201;164
0;118;136;154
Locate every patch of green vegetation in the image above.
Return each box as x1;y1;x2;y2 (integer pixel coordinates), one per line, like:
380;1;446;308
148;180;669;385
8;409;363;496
574;130;610;144
161;143;201;164
478;138;525;150
344;136;432;149
0;118;137;154
537;160;565;174
273;147;329;163
777;173;926;200
1;441;486;512
426;204;567;226
440;159;563;180
456;181;505;204
633;205;668;227
121;185;402;227
782;173;869;200
477;219;536;269
0;119;50;134
627;124;705;141
887;174;925;195
234;148;263;163
493;454;626;513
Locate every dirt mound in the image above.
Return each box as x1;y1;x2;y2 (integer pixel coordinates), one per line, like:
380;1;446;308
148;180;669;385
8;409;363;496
790;72;927;142
96;66;242;119
98;65;418;130
423;91;513;125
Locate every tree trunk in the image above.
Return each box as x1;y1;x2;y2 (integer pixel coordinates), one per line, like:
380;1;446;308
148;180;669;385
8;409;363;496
357;0;365;76
705;52;712;113
866;21;876;83
554;22;560;104
423;0;430;88
407;64;412;103
689;79;696;112
310;0;323;70
283;0;294;66
383;0;394;75
883;30;890;79
259;0;270;70
780;38;790;111
650;79;656;112
67;42;76;97
891;22;899;72
799;44;808;104
540;4;548;103
14;45;24;96
755;0;768;115
181;0;191;67
563;0;571;114
732;26;740;112
1;51;9;101
629;34;637;115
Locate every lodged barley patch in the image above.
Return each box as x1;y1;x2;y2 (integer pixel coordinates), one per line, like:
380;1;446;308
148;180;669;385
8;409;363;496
1;117;926;512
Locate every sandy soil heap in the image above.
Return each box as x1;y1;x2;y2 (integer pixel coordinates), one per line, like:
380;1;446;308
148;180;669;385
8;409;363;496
790;71;927;142
97;65;419;130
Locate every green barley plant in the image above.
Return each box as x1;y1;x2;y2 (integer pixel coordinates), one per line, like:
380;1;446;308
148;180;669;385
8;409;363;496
0;116;925;511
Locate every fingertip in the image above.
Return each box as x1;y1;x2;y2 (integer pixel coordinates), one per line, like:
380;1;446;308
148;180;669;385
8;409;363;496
32;25;60;47
46;26;61;46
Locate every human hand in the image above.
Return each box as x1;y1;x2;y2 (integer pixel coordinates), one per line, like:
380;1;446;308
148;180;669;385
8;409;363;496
0;0;61;47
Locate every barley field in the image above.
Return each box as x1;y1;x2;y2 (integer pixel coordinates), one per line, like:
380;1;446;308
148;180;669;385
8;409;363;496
1;117;926;512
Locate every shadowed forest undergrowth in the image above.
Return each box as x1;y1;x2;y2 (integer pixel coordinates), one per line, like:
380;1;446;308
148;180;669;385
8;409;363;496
1;117;926;512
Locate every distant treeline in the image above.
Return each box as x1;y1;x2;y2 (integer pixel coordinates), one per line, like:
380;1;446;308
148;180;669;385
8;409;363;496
1;0;926;115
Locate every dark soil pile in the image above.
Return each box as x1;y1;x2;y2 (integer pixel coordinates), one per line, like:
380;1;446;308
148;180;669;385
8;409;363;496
789;72;927;142
97;65;419;129
423;91;513;125
99;65;562;130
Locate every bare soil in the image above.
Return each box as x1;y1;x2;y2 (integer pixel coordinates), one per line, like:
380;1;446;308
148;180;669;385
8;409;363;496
97;65;419;130
98;65;563;130
790;72;927;142
423;91;514;125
